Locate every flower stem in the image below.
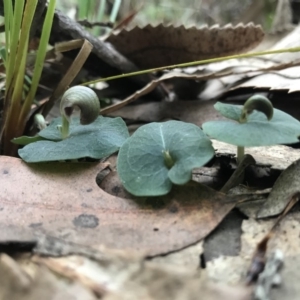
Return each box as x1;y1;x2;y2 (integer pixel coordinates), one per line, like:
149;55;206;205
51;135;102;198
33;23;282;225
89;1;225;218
60;115;70;139
237;146;245;164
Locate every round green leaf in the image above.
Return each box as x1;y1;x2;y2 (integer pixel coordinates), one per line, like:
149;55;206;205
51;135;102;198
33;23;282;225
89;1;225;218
18;116;129;162
117;121;215;196
202;102;300;147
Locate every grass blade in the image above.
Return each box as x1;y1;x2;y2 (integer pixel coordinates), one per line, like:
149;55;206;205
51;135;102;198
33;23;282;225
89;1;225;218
19;0;57;125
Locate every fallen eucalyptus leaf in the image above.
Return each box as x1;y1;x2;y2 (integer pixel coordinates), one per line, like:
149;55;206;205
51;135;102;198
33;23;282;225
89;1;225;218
0;156;241;256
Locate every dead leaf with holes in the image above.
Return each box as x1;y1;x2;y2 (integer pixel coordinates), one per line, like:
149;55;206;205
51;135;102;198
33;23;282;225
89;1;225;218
0;155;243;256
106;23;264;69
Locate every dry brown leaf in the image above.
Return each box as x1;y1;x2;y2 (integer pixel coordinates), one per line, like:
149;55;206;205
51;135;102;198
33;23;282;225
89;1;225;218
106;23;264;69
0;156;241;256
257;158;300;218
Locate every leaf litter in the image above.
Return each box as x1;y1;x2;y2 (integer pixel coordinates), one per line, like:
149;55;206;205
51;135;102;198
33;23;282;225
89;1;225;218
3;235;248;300
100;58;300;115
2;7;300;300
231;25;300;92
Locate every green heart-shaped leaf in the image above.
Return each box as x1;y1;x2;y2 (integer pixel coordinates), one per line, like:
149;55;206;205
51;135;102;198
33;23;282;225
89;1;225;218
117;121;214;196
202;102;300;147
18;116;129;162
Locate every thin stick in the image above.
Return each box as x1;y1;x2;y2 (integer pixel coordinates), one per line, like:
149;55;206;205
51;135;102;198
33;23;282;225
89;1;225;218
83;46;300;86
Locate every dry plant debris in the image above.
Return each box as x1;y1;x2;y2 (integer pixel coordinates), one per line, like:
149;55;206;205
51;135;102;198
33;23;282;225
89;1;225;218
232;25;300;92
31;237;251;300
207;212;300;300
2;2;300;299
0;241;253;300
100;56;300;114
0;253;97;300
254;249;284;300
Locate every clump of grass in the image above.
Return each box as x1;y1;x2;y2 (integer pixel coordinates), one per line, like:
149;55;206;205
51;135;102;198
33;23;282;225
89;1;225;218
0;0;56;156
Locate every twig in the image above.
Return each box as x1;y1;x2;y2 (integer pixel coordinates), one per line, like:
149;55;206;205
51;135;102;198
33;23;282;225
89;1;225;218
77;19;114;29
